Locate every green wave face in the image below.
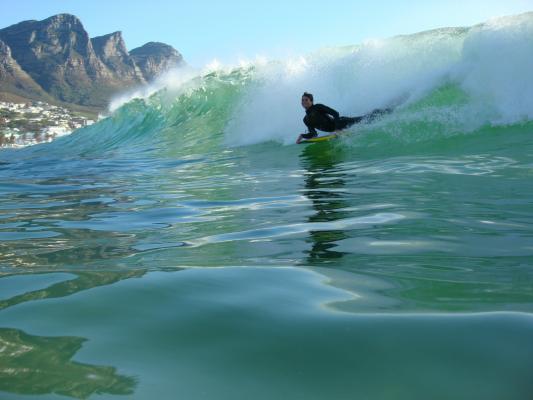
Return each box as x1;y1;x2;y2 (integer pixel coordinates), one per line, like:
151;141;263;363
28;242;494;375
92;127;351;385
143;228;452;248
14;12;530;160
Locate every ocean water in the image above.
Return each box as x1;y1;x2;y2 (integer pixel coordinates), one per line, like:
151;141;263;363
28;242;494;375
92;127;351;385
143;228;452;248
1;13;533;400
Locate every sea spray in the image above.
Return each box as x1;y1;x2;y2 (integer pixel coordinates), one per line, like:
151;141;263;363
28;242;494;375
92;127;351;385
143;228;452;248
225;12;533;146
456;12;533;124
223;26;468;146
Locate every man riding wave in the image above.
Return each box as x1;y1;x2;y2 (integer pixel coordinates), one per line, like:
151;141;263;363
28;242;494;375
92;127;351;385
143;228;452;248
297;92;392;143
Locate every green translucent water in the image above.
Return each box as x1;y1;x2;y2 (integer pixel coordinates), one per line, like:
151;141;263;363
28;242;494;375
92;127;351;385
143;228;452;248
1;23;533;397
1;269;532;400
1;121;532;398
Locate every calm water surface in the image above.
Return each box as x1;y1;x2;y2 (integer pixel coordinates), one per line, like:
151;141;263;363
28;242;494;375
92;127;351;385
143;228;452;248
1;124;532;399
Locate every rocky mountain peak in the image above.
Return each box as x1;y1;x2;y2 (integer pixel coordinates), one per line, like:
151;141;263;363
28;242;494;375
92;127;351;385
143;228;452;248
130;42;184;81
92;31;128;58
41;13;84;29
91;31;146;85
0;14;185;109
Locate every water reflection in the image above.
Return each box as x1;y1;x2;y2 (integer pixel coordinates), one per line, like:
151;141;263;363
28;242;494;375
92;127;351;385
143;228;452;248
0;183;136;269
299;143;350;264
0;270;146;311
0;327;136;399
0;270;146;398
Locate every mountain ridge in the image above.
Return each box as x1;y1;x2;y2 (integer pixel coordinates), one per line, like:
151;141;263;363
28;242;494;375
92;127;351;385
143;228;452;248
0;13;185;111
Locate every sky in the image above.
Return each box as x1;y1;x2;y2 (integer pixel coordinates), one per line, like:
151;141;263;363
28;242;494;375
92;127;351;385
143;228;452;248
1;0;532;67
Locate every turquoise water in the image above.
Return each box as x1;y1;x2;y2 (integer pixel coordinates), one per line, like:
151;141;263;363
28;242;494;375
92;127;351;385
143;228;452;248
1;13;533;399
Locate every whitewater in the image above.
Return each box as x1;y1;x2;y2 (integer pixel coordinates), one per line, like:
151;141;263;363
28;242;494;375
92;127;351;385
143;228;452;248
0;12;532;400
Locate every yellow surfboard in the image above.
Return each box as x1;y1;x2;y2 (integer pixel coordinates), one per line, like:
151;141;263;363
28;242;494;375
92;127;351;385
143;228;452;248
298;133;338;144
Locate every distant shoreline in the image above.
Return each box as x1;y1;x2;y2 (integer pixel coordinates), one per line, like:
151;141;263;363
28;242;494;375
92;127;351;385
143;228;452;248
0;100;95;148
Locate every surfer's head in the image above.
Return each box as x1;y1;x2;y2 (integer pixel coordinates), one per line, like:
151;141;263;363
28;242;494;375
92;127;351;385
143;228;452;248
301;92;313;109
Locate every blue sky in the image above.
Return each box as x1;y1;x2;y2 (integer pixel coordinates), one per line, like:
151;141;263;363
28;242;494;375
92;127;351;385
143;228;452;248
1;0;532;66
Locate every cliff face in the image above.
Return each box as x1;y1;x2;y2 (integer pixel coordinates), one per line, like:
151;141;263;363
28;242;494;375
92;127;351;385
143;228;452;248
130;42;184;81
91;31;146;85
0;14;105;105
0;14;185;109
0;39;53;102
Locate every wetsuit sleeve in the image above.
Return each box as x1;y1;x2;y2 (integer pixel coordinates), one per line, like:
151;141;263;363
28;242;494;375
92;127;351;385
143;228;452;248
303;116;317;135
316;104;340;120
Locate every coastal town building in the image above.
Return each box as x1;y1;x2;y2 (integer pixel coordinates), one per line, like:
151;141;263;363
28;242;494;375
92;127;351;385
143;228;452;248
0;101;94;147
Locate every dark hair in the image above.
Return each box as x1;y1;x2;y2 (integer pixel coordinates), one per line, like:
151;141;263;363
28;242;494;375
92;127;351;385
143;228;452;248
302;92;314;102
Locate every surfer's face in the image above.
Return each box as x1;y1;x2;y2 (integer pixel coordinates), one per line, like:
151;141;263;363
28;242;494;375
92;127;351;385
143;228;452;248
301;96;313;109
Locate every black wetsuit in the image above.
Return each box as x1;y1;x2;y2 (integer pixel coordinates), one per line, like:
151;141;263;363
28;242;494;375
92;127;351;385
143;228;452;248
302;104;391;139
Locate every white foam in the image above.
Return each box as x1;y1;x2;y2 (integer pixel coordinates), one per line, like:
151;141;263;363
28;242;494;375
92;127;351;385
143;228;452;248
108;64;199;113
224;27;466;146
455;12;533;124
224;12;533;146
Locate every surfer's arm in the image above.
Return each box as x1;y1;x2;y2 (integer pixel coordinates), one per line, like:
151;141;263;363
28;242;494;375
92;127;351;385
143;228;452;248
306;126;317;135
303;117;317;135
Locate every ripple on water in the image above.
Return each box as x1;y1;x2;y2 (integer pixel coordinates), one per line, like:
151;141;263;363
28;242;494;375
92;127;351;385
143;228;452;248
192;212;406;246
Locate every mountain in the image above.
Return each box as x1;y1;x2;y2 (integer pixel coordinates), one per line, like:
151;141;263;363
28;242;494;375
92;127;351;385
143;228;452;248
91;31;146;85
130;42;184;81
0;39;54;103
0;14;185;110
0;14;110;107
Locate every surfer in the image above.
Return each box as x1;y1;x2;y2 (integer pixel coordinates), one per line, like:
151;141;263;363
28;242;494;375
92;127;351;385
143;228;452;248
296;92;391;143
